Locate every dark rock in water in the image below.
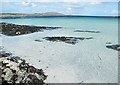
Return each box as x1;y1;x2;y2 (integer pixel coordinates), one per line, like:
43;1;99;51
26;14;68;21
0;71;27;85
0;51;12;57
0;51;47;85
106;42;112;44
35;40;42;42
106;44;120;51
43;36;93;45
0;22;62;36
74;30;100;33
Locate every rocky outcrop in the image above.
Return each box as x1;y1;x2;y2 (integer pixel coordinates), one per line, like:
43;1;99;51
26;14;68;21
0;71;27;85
74;30;100;33
0;22;62;36
106;44;120;51
0;51;47;85
42;36;93;45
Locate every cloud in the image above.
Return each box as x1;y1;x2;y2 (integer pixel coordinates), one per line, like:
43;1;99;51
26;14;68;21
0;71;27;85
62;0;80;2
47;0;118;3
90;1;102;5
21;1;37;7
70;6;85;10
111;10;118;14
21;1;30;5
67;7;72;10
31;3;37;7
26;0;51;2
1;0;119;2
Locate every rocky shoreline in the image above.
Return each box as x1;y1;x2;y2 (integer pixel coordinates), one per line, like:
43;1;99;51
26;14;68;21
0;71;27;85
0;22;62;36
0;51;47;85
106;44;120;51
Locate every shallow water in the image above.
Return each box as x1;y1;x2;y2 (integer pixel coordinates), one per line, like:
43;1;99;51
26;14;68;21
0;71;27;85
0;17;118;83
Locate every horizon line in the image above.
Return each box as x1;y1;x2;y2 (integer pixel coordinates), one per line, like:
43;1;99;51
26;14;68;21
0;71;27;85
0;13;119;17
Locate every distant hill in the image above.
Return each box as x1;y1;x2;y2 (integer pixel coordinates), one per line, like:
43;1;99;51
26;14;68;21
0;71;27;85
0;12;119;18
0;12;65;18
35;12;64;16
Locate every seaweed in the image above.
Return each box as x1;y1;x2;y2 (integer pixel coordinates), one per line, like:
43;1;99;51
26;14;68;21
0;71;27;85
42;36;93;45
74;30;100;33
106;44;120;51
0;22;62;36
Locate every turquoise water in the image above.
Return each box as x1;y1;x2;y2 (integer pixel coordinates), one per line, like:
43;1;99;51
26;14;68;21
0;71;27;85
1;17;118;41
0;17;118;83
1;17;117;28
1;17;118;44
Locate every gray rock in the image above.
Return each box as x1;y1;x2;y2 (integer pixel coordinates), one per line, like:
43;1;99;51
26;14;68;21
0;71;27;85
106;44;120;51
0;51;47;85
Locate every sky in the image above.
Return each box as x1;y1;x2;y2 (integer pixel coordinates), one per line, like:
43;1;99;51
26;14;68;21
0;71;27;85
0;0;119;16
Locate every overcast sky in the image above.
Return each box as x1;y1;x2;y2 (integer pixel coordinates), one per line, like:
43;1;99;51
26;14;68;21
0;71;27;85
1;0;119;16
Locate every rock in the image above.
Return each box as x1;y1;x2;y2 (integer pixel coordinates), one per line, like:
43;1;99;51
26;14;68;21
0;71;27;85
106;44;120;51
0;51;12;57
24;74;43;85
0;51;47;85
106;42;112;44
35;40;42;42
43;36;93;45
74;30;100;33
0;22;62;36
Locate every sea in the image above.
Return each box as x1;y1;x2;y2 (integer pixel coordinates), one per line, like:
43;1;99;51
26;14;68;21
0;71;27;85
0;17;118;83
